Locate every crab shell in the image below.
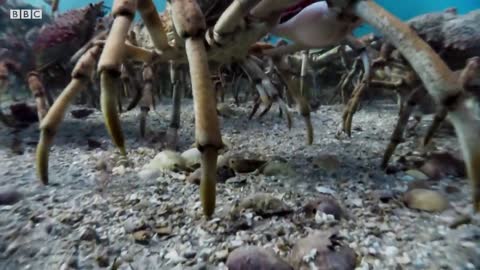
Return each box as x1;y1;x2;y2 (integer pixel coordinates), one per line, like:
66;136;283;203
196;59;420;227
32;2;105;70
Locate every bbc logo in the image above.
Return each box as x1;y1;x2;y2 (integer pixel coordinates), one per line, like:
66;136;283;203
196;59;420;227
10;9;43;20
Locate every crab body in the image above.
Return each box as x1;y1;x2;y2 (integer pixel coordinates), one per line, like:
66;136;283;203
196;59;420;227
33;2;106;70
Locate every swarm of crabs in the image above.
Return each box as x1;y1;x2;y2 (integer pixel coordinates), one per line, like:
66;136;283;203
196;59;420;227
1;0;479;217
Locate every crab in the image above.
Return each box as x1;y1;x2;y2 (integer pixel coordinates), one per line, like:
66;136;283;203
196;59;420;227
0;2;106;127
36;0;480;216
331;8;480;169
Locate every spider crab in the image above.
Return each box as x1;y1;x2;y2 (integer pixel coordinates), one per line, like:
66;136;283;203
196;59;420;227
0;2;106;127
37;0;480;217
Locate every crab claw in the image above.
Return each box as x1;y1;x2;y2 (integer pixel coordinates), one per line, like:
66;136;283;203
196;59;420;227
271;1;360;48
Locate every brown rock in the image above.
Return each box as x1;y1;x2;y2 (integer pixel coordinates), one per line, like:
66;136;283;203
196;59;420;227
420;152;466;179
226;246;293;270
304;195;344;220
233;193;292;217
229;159;267;173
403;189;449;212
0;189;23;205
290;230;357;270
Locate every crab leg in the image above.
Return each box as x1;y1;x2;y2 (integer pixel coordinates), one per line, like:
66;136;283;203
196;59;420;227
299;50;309;96
284;73;314;144
250;0;302;19
381;86;427;168
241;57;293;128
36;45;102;184
422;107;447;146
352;0;480;211
208;0;262;45
139;64;154;138
170;0;222;217
138;0;170;50
97;0;138;156
166;62;183;150
27;72;49;121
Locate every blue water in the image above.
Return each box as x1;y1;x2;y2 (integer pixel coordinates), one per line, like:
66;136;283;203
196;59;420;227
28;0;480;36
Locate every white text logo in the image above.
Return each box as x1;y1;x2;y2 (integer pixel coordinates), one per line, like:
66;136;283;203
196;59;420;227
10;9;43;20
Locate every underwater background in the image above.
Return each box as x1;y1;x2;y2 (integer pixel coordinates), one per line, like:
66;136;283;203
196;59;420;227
27;0;480;36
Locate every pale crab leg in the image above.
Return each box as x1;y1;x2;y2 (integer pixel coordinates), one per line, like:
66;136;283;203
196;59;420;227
138;0;170;50
97;0;138;156
342;48;372;136
27;72;49;121
284;73;314;144
352;0;480;211
299;50;309;96
170;0;223;217
36;45;102;184
208;0;262;45
139;64;154;138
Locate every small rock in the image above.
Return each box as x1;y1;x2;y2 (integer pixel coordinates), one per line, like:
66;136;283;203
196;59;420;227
372;190;395;203
444;185;461;194
214;249;229;261
312;154;341;173
420;152;466;179
405;169;429;180
229;158;267;173
124;217;148;233
154;225;172;236
315;186;337;196
96;247;110;267
260;160;296;177
289;230;357;270
132;230;152;245
304;195;344;220
71;108;94;119
232;193;292;217
226;246;293;270
187;168;202;185
383;246;399;257
145;150;186;171
0;188;23;205
403;189;449;212
112;165;126;176
181;148;202;168
79;226;98;241
217;103;236;118
396;253;411;265
165;249;186;264
449;215;472;229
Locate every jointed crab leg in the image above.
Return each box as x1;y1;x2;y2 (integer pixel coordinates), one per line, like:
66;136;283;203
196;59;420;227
352;0;480;211
250;0;302;19
170;0;222;217
299;50;309;97
27;72;49;121
139;64;154;138
241;57;293;128
381;86;427;168
208;0;262;45
138;0;170;50
97;0;138;156
422;107;447;146
36;45;102;184
166;62;183;150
